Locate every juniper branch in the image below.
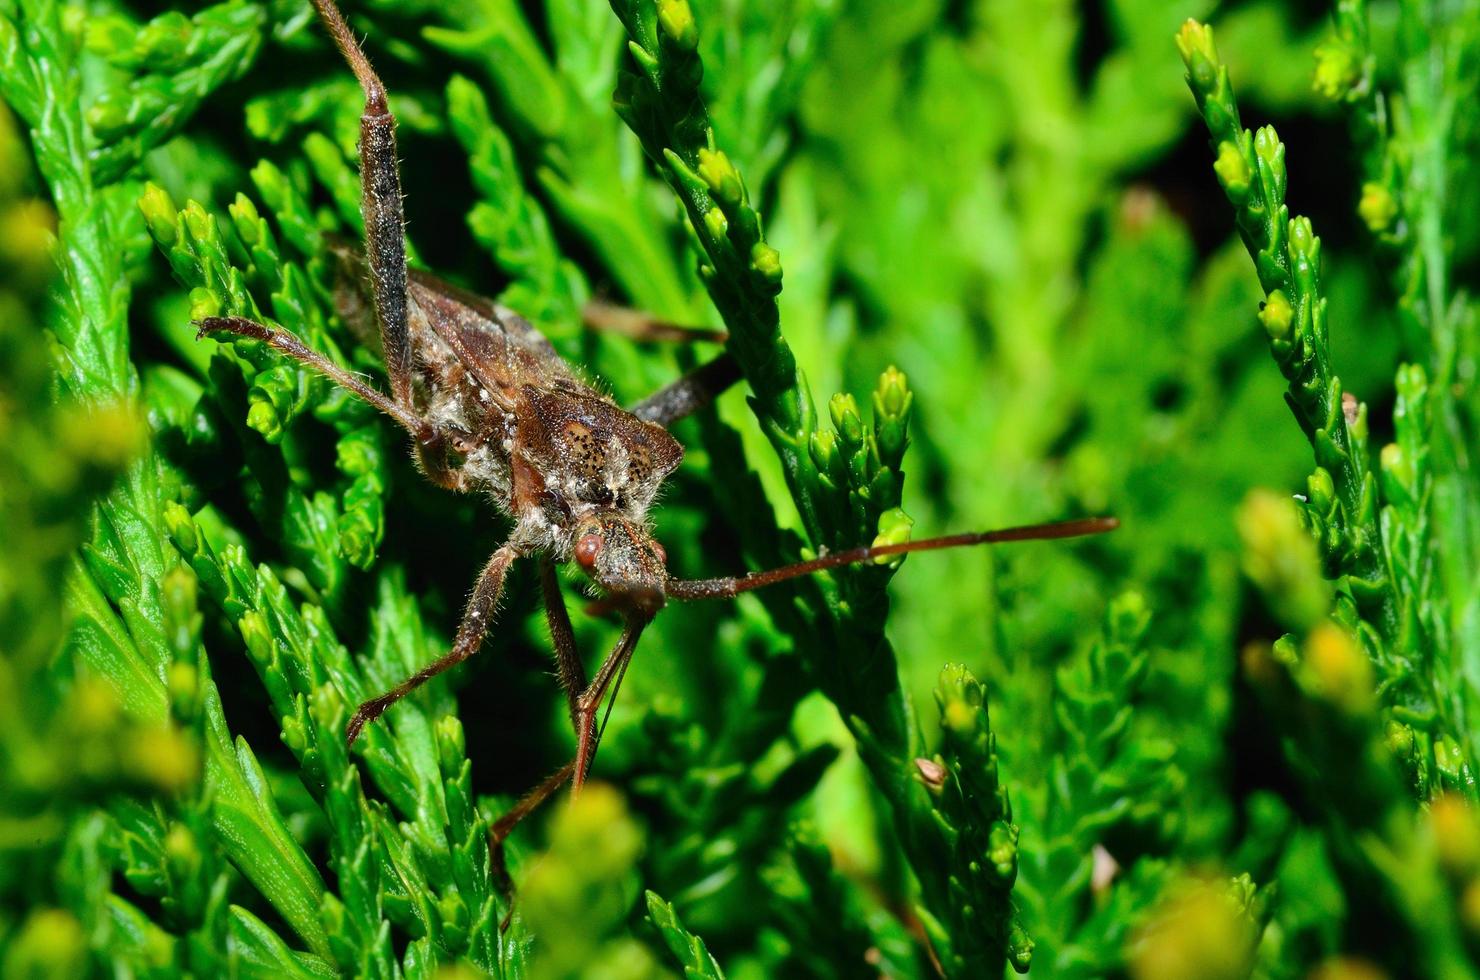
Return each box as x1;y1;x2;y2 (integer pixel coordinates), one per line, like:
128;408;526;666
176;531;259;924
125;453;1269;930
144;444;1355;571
1178;19;1468;790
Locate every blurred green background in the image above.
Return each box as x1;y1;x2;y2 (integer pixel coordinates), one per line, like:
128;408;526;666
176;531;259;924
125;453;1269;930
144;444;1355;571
3;0;1477;976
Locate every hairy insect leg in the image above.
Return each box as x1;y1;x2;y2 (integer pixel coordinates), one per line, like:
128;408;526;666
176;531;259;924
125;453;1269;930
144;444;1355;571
488;760;576;905
486;620;646;905
347;545;518;744
485;568;602;904
196;316;472;489
484;623;647;908
195;316;424;436
538;559;587;727
310;0;415;409
629;354;743;427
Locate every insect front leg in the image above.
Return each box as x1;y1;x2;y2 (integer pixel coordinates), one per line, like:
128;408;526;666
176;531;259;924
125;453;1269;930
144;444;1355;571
310;0;414;409
346;544;519;744
488;759;575;904
537;558;588;728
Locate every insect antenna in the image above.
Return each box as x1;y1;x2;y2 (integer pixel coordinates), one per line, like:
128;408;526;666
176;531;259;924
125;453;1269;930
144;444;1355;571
665;516;1119;601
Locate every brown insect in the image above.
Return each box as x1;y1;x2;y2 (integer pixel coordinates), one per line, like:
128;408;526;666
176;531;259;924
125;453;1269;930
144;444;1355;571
199;0;1117;843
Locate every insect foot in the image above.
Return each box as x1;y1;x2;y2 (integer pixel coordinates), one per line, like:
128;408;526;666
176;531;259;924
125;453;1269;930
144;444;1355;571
345;695;394;745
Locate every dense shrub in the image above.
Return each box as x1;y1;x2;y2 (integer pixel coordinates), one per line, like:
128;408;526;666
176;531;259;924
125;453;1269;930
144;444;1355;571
2;0;1477;976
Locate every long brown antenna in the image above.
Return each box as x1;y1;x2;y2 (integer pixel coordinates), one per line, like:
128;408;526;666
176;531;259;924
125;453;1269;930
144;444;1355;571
665;516;1119;601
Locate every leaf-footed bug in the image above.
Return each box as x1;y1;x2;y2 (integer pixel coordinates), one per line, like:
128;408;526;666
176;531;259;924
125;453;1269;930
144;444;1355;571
196;0;1117;866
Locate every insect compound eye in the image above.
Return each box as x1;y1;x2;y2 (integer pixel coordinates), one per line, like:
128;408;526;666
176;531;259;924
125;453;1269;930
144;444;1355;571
651;540;667;564
575;533;603;569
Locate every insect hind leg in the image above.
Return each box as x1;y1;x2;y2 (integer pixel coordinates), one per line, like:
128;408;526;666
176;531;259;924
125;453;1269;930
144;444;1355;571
629;354;743;426
582;299;728;345
309;0;415;411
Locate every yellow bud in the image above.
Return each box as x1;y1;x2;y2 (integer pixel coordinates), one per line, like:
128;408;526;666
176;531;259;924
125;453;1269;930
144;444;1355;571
0;198;57;283
70;678;122;734
552;783;641;873
1385;719;1416;759
3;909;86;979
1309;956;1389;980
876;365;910;416
188;287;221;322
1236;489;1329;631
943;699;976;739
1304;624;1373;715
1213;142;1251;196
656;0;698;51
702;206;728;241
1129;877;1255;980
1358;182;1398;233
1259;290;1294;341
124;725;201;793
1313;40;1363;101
167;662;199;714
1175;20;1217;69
696;148;741;206
870;508;914;566
750;242;782;283
1432;794;1480;879
138;182;180;245
164;822;200;877
182;200;215;243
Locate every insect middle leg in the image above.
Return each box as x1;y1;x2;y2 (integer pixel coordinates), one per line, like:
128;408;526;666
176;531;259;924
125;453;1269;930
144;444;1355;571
538;558;588;728
346;544;519;744
195;316;474;491
489;610;646;863
488;563;588;890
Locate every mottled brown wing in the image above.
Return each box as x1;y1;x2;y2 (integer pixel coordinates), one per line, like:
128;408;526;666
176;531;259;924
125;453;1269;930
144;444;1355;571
328;236;575;402
407;279;576;398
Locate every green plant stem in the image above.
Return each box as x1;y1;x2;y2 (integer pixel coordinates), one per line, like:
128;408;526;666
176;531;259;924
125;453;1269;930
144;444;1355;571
1178;19;1467;787
606;1;1031;970
2;0;331;961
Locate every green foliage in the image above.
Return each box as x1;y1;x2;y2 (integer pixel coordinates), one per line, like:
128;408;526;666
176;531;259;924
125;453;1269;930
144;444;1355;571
644;890;724;980
1179;13;1478;800
1016;594;1183;977
919;665;1031;974
4;0;1480;977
